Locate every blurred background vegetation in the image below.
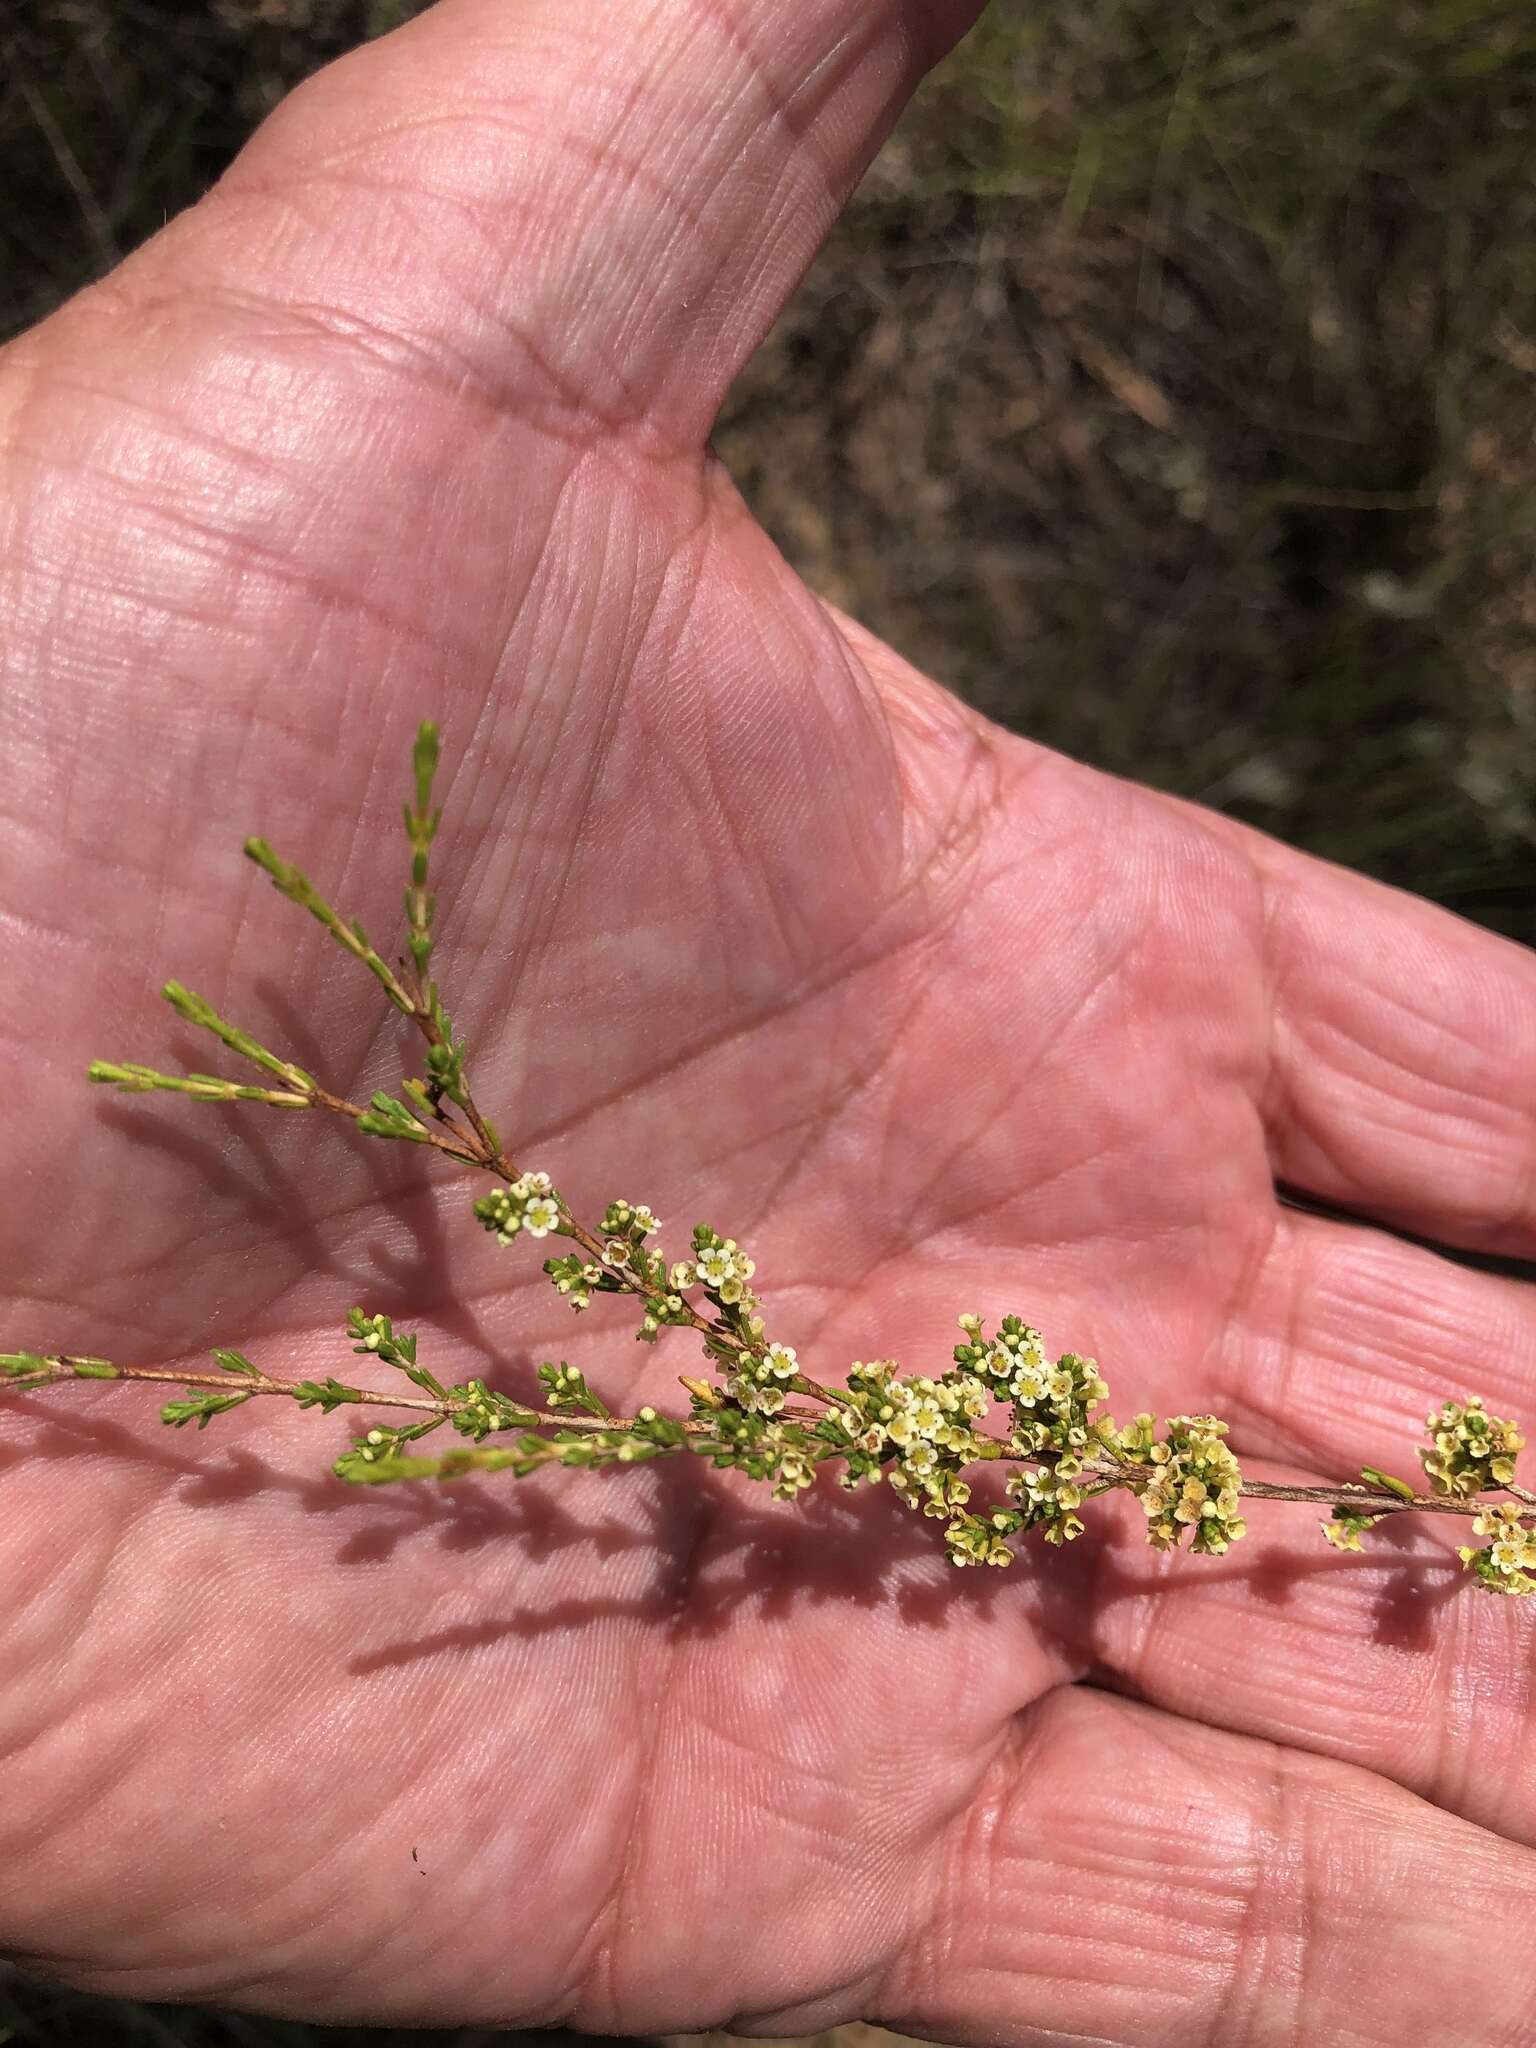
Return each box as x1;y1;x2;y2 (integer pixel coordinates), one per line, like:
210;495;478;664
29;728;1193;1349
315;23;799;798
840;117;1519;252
0;0;1531;2039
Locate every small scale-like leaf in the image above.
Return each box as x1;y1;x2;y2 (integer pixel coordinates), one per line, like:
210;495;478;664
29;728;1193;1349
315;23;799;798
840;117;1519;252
1360;1465;1417;1502
161;1390;253;1430
292;1378;366;1412
2;1351;53;1376
213;1348;260;1379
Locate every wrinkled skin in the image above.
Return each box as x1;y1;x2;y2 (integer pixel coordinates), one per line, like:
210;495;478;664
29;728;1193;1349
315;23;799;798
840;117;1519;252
2;3;1534;2039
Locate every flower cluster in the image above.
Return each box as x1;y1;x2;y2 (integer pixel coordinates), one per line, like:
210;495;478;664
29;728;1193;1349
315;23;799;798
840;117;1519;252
945;1508;1026;1568
691;1227;757;1310
1136;1415;1247;1555
1457;1502;1536;1595
956;1314;1110;1459
1007;1459;1086;1546
1420;1397;1524;1498
543;1252;606;1311
786;1321;1121;1565
847;1358;990;1517
1014;1347;1109;1444
600;1198;660;1249
473;1171;563;1243
762;1428;819;1502
478;1183;698;1338
956;1313;1045;1395
728;1341;801;1415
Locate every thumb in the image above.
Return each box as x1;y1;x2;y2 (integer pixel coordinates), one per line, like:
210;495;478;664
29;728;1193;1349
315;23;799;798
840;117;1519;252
62;0;987;453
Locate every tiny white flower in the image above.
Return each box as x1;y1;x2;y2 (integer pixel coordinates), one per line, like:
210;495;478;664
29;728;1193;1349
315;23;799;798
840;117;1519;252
523;1196;561;1237
764;1343;798;1381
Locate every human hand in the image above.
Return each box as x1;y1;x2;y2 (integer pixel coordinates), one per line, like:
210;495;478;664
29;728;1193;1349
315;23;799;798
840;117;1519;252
2;1;1534;2036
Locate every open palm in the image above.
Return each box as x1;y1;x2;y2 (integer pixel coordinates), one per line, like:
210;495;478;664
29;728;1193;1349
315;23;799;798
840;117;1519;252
3;2;1534;2038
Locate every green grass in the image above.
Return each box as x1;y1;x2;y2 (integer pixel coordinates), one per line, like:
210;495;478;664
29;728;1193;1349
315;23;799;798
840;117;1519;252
0;0;1532;2039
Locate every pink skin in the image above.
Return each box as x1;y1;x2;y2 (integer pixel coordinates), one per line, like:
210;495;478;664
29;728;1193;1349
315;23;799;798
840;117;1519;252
1;1;1534;2036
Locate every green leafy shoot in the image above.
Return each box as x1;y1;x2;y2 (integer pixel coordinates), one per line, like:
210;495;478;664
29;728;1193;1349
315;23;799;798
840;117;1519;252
212;1348;260;1378
243;835;415;1014
292;1377;368;1413
355;1090;435;1144
161;983;315;1094
347;1308;446;1399
161;1388;254;1430
420;985;469;1107
403;718;441;976
88;1062;311;1108
18;720;1536;1599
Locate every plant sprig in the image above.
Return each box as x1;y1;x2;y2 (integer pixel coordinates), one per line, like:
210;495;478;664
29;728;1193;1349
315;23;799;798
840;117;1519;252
8;723;1534;1597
